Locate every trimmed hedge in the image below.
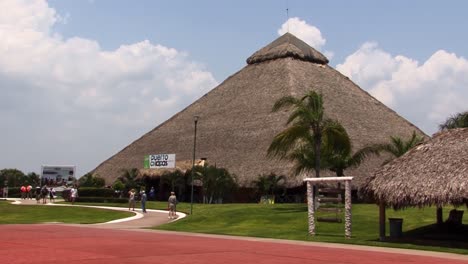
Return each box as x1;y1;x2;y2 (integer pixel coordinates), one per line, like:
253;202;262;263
3;187;40;198
75;197;128;203
77;187;115;198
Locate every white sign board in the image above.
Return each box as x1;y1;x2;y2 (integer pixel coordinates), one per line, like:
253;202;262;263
41;165;76;185
144;154;176;169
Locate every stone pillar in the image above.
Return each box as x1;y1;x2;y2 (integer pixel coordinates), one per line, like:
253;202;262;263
307;181;315;236
344;180;352;238
379;201;386;241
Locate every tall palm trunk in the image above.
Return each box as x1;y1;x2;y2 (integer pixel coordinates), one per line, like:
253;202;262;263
314;134;321;178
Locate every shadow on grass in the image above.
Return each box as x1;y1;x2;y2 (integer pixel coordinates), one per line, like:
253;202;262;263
383;223;468;250
271;206;308;213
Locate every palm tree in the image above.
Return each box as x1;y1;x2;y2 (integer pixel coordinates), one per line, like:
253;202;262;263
253;173;286;196
284;130;380;193
195;165;237;204
118;168;141;193
370;131;424;164
268;91;349;178
323;144;382;177
161;170;186;193
439;111;468;130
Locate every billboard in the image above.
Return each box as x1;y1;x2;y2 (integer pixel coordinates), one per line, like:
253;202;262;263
144;154;176;169
41;165;75;186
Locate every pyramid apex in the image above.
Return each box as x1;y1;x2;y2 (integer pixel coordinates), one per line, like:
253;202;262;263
247;32;329;65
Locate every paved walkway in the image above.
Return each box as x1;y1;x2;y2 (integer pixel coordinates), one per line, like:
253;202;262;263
3;198;467;264
10;198;185;229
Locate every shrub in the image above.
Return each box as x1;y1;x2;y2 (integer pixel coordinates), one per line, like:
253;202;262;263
62;189;71;201
75;197;128;203
6;187;21;198
77;187;114;198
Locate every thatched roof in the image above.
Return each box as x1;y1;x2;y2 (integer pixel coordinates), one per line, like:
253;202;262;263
91;33;425;188
365;128;468;208
247;32;329;65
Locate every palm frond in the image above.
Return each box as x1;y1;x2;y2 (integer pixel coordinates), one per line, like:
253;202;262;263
267;125;310;158
439;111;468;130
347;146;381;168
272;96;300;112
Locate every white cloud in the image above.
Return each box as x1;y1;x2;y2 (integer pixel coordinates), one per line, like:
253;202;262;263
0;0;218;174
278;17;334;59
337;43;468;134
278;17;326;50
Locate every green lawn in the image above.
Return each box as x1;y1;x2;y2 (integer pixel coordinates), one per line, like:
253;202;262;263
153;202;468;254
0;200;133;224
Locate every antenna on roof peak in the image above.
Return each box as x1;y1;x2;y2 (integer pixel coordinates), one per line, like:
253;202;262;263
286;0;290;32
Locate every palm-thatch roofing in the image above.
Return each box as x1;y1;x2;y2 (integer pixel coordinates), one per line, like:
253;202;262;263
365;128;468;209
91;33;425;188
247;32;329;65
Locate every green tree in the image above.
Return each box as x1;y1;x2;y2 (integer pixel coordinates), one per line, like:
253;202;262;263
79;173;106;187
161;170;186;194
112;180;125;198
268;91;349;178
253;173;286;196
280;126;381;190
118;168;141;193
439;111;468;130
27;172;41;186
0;169;26;187
194;165;237;204
370;131;424;163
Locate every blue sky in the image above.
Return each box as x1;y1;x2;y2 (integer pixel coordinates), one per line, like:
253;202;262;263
1;0;467;176
49;0;467;80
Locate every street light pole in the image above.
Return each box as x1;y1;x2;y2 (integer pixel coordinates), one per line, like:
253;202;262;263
190;116;199;215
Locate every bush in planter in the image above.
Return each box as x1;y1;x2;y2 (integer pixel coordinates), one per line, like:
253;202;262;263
77;187;114;198
62;189;71;201
6;187;21;198
75;197;128;203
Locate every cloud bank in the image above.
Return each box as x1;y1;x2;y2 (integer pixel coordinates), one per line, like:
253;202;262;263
0;0;218;174
336;42;468;134
279;19;468;135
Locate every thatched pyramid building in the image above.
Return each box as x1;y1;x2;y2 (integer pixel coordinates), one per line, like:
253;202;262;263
92;33;425;188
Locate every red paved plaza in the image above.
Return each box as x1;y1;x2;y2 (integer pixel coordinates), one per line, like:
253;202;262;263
1;225;467;264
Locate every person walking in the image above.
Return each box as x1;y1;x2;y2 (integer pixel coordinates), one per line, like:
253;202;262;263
41;186;48;204
35;187;41;204
20;185;26;199
140;190;147;213
149;186;155;200
49;187;55;203
167;191;178;219
128;189;136;211
70;186;78;205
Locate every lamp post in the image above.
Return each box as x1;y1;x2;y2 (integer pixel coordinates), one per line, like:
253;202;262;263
190;115;199;215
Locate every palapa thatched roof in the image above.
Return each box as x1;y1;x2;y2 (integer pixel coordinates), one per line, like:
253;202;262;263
91;33;425;188
365;128;468;209
247;32;329;65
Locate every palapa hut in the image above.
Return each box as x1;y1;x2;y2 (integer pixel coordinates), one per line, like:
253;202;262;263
365;128;468;239
91;33;425;191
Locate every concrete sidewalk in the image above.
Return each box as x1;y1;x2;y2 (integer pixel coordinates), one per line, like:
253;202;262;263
7;197;186;229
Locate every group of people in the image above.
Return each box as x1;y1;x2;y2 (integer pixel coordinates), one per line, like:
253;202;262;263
127;188;178;219
35;185;57;204
18;185;56;203
20;185;33;199
18;184;77;204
